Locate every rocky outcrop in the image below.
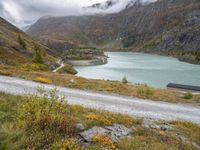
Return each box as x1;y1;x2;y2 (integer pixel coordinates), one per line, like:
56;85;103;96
155;10;200;53
146;10;200;64
80;124;133;143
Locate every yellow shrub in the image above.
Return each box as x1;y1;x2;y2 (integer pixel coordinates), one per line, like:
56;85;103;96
92;134;115;150
0;71;11;76
86;113;112;126
21;63;47;71
53;139;81;150
33;77;52;84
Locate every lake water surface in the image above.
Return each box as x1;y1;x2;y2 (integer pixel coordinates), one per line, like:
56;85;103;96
75;52;200;88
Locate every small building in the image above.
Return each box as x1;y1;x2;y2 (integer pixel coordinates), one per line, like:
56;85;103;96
167;83;200;92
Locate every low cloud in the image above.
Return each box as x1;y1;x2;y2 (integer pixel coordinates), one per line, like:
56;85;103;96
0;0;157;28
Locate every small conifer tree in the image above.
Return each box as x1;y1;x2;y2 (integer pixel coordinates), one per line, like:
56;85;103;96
34;44;44;64
122;76;128;84
17;35;26;49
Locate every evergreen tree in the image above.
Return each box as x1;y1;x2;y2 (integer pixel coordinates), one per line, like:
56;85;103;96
17;35;26;49
122;76;128;84
34;44;44;64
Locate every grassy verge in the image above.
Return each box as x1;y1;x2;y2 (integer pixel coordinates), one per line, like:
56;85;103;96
0;92;199;150
0;65;200;104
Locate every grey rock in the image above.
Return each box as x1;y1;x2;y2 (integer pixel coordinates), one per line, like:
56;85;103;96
76;123;85;131
80;127;109;142
105;124;133;142
50;63;60;71
80;124;133;143
160;125;171;131
143;118;172;131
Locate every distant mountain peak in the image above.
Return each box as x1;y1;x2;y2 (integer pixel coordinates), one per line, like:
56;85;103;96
84;0;120;10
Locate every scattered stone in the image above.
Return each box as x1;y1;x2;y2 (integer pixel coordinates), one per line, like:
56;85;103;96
79;124;133;143
76;123;85;131
105;124;133;142
50;63;60;71
142;118;172;131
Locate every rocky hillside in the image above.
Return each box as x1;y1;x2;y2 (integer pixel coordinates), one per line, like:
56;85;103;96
27;0;200;63
0;17;57;69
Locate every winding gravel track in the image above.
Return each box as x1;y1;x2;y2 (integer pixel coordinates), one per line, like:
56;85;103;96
0;75;200;124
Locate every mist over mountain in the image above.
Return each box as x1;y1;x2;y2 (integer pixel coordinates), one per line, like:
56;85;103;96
0;0;157;28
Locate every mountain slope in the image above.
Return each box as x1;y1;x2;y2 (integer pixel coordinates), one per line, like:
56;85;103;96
0;17;56;69
27;0;200;63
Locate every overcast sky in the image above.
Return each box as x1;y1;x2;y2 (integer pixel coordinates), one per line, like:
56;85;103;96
0;0;156;28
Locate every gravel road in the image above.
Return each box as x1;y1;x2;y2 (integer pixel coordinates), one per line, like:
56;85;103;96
0;75;200;124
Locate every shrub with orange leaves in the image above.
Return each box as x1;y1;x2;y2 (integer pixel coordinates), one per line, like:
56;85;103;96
92;134;115;150
86;113;112;126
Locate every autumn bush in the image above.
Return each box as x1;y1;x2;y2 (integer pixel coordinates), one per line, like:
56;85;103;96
183;92;193;100
33;77;52;84
53;138;82;150
21;63;48;71
85;112;135;128
17;89;78;149
92;134;115;149
136;84;155;99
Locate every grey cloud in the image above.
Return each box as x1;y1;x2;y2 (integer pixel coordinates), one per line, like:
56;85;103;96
0;0;157;28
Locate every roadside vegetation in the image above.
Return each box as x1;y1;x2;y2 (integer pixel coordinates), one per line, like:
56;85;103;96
0;65;200;104
0;91;199;150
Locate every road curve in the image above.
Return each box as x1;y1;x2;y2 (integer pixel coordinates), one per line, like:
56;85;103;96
0;75;200;124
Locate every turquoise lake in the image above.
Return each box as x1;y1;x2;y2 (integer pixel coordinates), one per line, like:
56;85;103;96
75;52;200;88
